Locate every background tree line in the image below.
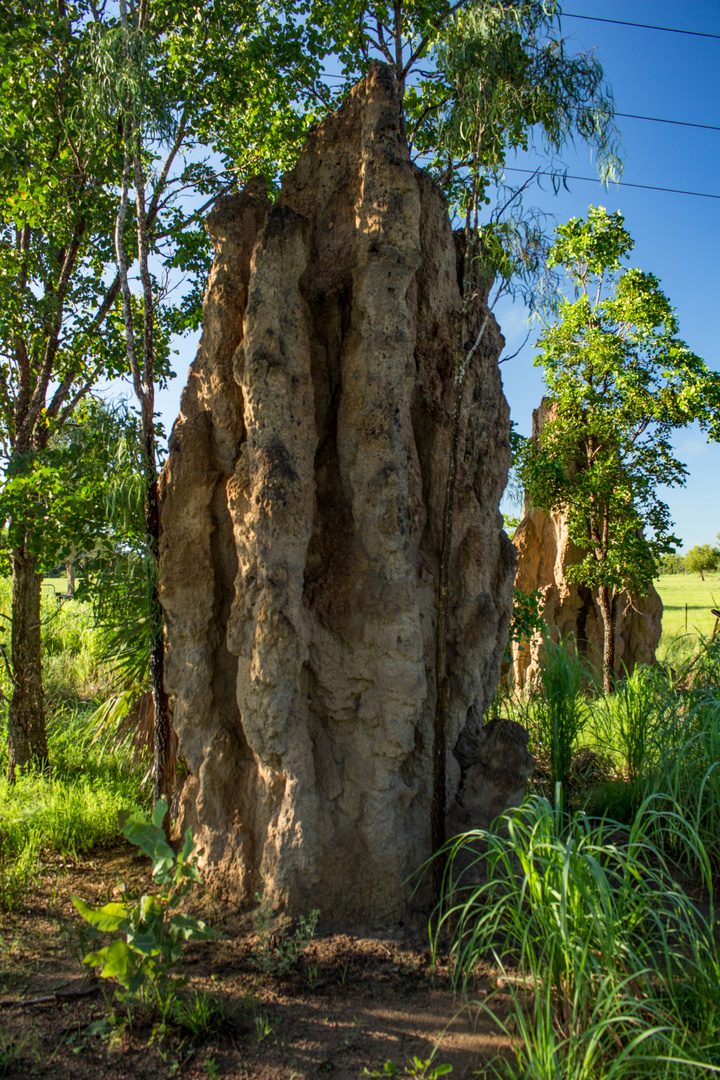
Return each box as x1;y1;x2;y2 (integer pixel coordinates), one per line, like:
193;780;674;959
660;537;720;579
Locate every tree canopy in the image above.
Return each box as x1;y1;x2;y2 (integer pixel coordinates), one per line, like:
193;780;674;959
522;206;720;690
315;0;621;306
685;544;720;582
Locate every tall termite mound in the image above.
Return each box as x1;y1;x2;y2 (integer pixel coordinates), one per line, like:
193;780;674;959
512;402;663;691
159;63;516;920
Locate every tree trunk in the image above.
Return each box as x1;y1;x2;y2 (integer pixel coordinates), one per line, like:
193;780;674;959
8;537;48;778
597;584;616;695
145;446;173;815
65;546;76;598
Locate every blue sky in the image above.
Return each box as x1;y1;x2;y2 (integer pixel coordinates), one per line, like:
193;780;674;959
156;0;720;552
493;0;720;549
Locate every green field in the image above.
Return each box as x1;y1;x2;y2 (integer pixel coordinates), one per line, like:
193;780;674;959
655;572;720;661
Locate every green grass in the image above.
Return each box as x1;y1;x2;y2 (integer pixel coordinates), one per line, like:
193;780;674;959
479;626;720;1078
0;579;147;911
434;794;720;1079
0;707;148;909
655;573;720;662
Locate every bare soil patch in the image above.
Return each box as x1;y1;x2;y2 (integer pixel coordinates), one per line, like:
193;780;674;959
0;844;512;1079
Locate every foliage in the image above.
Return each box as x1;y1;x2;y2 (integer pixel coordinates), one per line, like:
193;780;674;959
685;544;720;581
591;665;668;783
525;207;720;594
0;708;146;912
640;670;720;874
529;635;588;789
508;587;544;647
170;988;231;1037
73;798;215;1007
252;889;320;978
503;514;521;538
0;0;329;771
314;1;621;307
0;1023;38;1078
432;794;720;1079
522;207;720;690
658;552;686;575
0;830;39;913
363;1058;452;1078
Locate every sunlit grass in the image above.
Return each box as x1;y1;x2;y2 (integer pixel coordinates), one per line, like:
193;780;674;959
655;573;720;661
0;579;147;910
433;794;720;1079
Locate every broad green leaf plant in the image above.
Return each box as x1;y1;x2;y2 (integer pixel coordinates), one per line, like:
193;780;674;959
73;799;215;1006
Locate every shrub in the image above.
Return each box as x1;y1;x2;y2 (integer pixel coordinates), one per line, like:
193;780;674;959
529;635;588;789
73;799;215;1009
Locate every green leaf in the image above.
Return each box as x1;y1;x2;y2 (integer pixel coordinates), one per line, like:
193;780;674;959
151;798;168;831
73;897;128;931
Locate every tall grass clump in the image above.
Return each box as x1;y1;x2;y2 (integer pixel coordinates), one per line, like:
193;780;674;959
432;794;720;1078
591;664;670;783
524;635;588;789
641;687;720;875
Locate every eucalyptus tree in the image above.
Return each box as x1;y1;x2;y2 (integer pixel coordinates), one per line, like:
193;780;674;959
0;0;128;776
0;0;322;780
523;208;720;693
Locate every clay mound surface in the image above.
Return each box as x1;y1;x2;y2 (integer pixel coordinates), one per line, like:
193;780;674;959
160;63;515;919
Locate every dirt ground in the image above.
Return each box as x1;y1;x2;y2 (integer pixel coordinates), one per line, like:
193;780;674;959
0;843;513;1079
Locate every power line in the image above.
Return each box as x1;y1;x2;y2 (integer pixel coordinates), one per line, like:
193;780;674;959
505;167;720;201
615;112;720;133
320;76;719;134
563;12;720;41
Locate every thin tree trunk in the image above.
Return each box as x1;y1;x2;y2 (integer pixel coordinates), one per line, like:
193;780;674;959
145;445;173;810
65;544;76;598
7;535;47;778
597;584;615;695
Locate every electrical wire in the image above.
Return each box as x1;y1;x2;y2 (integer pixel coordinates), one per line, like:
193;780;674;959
320;81;719;134
505;167;720;201
563;12;720;41
615;112;719;133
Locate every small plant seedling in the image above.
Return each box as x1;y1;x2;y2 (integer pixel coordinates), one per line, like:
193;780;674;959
0;1023;40;1075
252;888;319;977
363;1058;452;1079
341;1015;367;1051
254;1010;273;1042
337;960;349;986
306;962;319;989
205;1057;221;1080
173;988;229;1036
72;799;216;1009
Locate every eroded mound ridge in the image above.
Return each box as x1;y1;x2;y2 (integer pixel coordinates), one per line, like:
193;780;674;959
160;64;515;918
